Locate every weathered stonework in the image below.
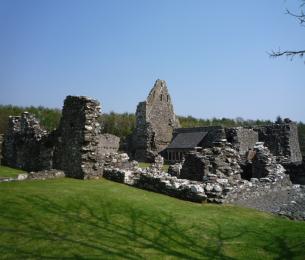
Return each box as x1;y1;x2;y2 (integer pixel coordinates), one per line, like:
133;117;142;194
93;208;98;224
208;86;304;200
178;141;291;203
180;141;242;183
2;112;54;171
132;79;180;162
53;96;103;179
225;127;258;155
254;122;302;163
283;159;305;185
97;134;120;155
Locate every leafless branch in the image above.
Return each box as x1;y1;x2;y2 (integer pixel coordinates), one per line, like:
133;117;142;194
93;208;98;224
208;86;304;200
270;1;305;61
269;49;305;59
285;8;305;24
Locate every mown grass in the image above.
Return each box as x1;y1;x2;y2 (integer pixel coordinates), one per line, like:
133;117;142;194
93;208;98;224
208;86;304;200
0;166;25;178
0;177;305;259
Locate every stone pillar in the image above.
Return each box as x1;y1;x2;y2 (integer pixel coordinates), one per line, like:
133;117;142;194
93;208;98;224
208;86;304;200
54;96;103;179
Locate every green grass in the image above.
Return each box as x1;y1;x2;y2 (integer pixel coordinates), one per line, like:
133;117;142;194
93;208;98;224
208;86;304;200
0;178;305;259
0;166;25;178
138;162;169;172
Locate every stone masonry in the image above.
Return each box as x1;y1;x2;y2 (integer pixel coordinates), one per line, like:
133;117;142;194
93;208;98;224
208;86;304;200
2;112;54;171
53;96;103;179
225;127;258;155
97;133;120;155
132;79;180;162
254;121;302;163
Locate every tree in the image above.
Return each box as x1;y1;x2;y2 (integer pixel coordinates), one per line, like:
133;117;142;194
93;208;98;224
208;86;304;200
275;116;283;124
270;0;305;60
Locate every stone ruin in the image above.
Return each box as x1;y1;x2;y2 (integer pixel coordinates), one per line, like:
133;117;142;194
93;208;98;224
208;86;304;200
1;112;55;171
131;79;180;162
1;95;119;179
102;140;292;204
254;122;302;164
225;127;259;155
98;134;120;156
166;122;301;164
53;96;103;179
0;80;304;219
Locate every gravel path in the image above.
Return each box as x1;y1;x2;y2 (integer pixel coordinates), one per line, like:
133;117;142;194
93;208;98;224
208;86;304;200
233;185;305;221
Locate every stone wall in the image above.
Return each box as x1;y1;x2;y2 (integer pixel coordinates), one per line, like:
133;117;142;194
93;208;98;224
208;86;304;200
1;112;54;171
103;167;207;203
283;159;305;184
53;96;103;179
177;141;291;203
132;79;180;162
254;122;302;163
97;134;120;155
103;143;291;204
225;127;258;155
180;141;242;182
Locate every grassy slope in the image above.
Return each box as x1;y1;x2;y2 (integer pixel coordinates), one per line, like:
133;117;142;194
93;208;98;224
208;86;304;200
0;166;25;178
0;179;305;259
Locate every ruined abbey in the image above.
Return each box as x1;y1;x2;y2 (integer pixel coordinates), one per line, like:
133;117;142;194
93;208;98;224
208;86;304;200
1;79;304;219
131;79;180;162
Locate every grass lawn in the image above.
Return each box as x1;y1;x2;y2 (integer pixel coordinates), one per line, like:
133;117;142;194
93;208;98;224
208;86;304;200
138;162;169;172
0;165;25;178
0;178;304;259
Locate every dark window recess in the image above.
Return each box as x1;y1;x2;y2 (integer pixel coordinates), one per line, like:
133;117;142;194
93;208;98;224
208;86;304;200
160;94;163;101
167;95;169;102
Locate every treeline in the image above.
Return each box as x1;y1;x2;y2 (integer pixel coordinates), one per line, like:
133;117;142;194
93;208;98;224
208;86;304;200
0;105;304;156
178;116;273;128
99;112;136;140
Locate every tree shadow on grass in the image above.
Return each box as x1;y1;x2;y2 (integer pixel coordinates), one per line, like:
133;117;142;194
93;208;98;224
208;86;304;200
0;194;304;259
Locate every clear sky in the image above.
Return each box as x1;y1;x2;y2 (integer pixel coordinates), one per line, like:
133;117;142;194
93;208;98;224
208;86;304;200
0;0;304;122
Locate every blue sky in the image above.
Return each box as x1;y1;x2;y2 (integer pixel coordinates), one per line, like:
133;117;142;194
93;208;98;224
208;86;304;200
0;0;304;121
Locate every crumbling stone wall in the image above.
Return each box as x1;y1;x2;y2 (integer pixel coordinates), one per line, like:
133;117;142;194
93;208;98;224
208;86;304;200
132;79;180;162
180;141;242;182
97;134;120;155
251;142;286;179
225;127;258;155
254;122;302;163
283;159;305;184
2;112;54;171
53;96;103;179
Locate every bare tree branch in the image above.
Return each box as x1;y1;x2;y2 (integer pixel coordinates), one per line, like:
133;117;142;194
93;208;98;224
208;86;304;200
269;50;305;59
270;1;305;61
285;9;305;24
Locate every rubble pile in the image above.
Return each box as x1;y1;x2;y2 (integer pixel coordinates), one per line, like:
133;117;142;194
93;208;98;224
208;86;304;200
103;152;138;170
0;169;65;183
149;155;164;171
168;163;183;177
